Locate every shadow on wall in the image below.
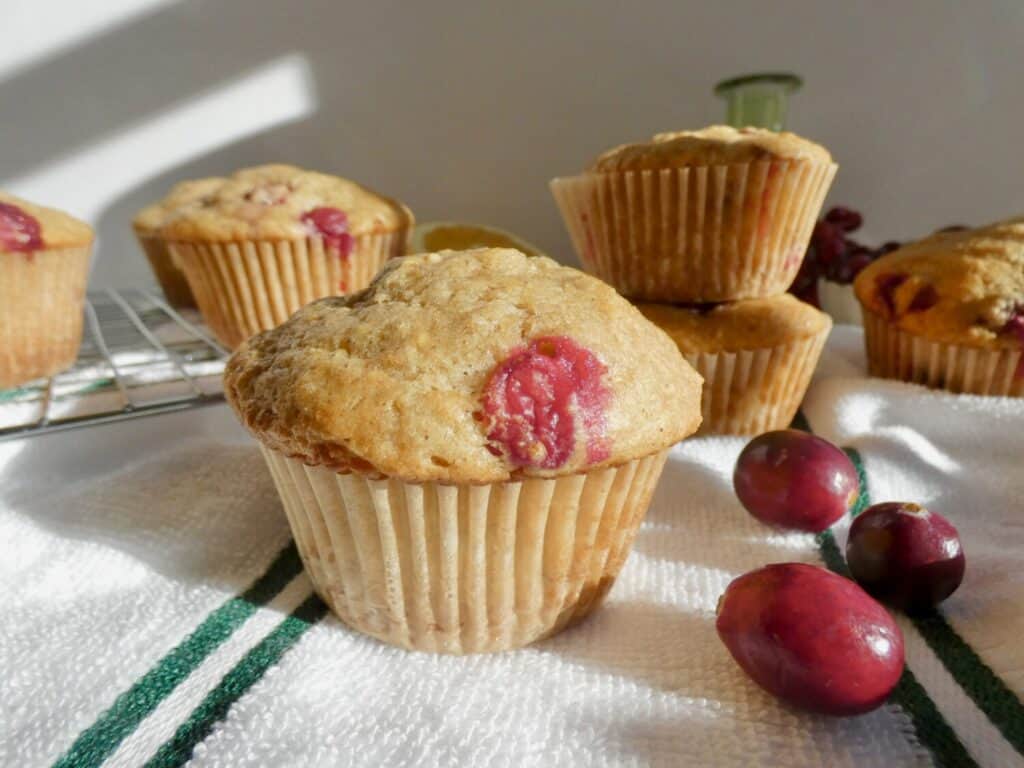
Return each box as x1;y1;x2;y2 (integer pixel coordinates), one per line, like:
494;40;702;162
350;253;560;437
2;0;729;286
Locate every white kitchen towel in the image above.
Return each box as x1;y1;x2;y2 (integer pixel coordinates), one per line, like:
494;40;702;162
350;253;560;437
1;327;1021;767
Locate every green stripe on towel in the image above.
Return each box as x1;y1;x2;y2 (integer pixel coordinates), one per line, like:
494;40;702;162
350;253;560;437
53;542;304;768
144;594;327;768
845;448;1024;757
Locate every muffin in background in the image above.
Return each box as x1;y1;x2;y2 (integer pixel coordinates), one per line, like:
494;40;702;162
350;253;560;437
224;248;702;653
163;164;414;349
639;294;831;435
854;218;1024;397
551;126;837;303
133;177;224;308
0;192;94;389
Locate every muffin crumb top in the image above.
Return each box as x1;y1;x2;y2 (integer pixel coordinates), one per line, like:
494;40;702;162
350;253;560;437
591;125;832;172
225;248;702;483
0;192;93;253
854;217;1024;349
151;164;412;242
637;295;831;354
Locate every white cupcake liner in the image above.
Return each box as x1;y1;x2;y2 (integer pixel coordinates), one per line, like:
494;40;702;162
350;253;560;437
133;228;196;308
550;159;837;302
862;309;1024;397
169;229;409;349
0;245;92;389
260;446;670;654
684;325;831;435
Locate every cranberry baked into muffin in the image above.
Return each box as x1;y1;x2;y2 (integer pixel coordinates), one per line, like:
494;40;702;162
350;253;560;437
224;248;702;653
550;126;837;302
854;217;1024;396
639;295;831;435
0;192;94;389
162;164;413;348
133;177;224;307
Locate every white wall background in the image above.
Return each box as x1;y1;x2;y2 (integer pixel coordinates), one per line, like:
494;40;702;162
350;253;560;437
2;0;1022;288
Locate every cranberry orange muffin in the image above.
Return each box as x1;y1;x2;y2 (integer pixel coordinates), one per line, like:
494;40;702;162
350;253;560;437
854;219;1024;396
224;248;702;653
0;193;94;389
133;177;225;307
638;294;831;435
550;126;837;302
163;164;413;348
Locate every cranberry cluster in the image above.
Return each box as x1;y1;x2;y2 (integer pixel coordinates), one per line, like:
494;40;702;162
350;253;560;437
790;206;901;307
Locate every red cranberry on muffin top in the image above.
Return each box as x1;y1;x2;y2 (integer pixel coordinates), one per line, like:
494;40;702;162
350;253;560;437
301;207;354;257
481;336;611;469
0;202;43;253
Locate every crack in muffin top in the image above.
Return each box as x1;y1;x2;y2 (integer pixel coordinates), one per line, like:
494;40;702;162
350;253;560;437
590;125;832;172
224;248;703;483
155;164;413;242
854;217;1024;349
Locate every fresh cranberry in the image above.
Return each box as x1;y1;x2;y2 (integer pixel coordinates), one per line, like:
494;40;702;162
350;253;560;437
0;202;43;253
875;273;909;316
1002;308;1024;379
907;284;939;313
824;206;864;233
481;336;611;469
716;563;905;716
846;502;965;613
301;207;354;257
734;430;859;533
832;246;874;284
811;220;846;267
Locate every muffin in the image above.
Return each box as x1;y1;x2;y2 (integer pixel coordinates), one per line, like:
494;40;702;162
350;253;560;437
224;248;703;653
638;295;831;435
0;193;94;389
163;164;414;348
550;126;837;302
133;177;225;307
854;218;1024;396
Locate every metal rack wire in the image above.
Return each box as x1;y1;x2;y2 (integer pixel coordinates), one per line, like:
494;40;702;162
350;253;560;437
0;288;229;441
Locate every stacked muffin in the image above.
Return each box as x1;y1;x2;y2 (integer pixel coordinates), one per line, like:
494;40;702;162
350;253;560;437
136;164;414;349
551;126;837;434
854;217;1024;397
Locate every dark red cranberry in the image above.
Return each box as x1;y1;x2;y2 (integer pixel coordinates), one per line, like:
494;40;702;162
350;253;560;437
481;336;611;468
832;246;874;284
875;273;909;316
0;202;43;252
301;207;354;257
1002;308;1024;344
907;284;939;313
716;563;905;716
847;502;965;613
733;430;859;533
824;206;864;233
811;220;846;267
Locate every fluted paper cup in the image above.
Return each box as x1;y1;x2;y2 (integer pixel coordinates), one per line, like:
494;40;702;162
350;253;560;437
683;324;830;435
550;160;837;303
862;309;1024;397
133;227;196;308
169;229;409;349
0;245;92;389
260;446;669;654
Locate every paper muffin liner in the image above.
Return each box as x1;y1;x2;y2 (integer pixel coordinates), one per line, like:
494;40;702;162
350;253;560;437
0;245;92;389
133;228;196;308
683;326;831;435
862;309;1024;397
260;446;669;654
550;160;837;302
169;229;409;349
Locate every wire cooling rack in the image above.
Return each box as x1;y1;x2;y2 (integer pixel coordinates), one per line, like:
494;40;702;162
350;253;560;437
0;288;228;441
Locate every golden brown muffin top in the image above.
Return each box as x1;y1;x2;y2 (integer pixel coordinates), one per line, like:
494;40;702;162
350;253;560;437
591;125;832;172
854;217;1024;349
0;191;93;253
637;294;831;354
156;164;413;242
225;248;703;483
133;178;226;233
